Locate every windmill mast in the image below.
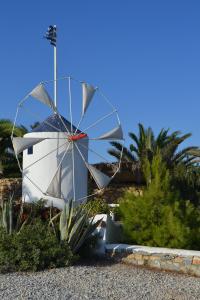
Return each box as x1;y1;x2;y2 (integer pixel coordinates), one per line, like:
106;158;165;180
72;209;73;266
44;25;57;108
54;38;57;108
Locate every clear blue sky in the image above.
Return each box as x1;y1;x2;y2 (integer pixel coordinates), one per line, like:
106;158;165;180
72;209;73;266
1;0;200;150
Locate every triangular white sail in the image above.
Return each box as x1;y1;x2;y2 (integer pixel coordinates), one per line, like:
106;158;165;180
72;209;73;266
12;137;45;155
87;164;111;189
95;125;123;140
82;83;96;115
29;84;56;110
46;165;62;199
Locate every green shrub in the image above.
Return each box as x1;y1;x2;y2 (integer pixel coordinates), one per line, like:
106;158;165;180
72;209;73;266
0;197;103;273
119;152;200;250
0;220;75;273
172;164;200;206
77;233;100;258
86;198;110;216
0;197;59;236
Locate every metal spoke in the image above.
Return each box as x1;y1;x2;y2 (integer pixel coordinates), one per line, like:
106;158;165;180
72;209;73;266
45;142;70;194
57;112;71;135
21;105;69;136
23;173;45;194
74;111;116;137
11;106;20;139
72;142;76;201
40;75;81;86
74;143;101;190
41;76;70;85
78;142;109;163
75;191;103;203
82;110;116;134
88;137;124;141
13;150;44;195
74;115;84;135
24;141;68;170
110;139;125;179
75;85;119;136
98;88;116;111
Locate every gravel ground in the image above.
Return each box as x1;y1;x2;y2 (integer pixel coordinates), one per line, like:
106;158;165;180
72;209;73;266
0;262;200;300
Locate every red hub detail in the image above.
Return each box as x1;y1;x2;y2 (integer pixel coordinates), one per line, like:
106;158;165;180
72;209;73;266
68;133;87;141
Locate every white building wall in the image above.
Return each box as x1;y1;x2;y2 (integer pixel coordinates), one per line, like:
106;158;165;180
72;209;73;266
22;132;88;209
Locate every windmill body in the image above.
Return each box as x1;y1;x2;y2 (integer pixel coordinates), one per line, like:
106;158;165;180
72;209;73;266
12;81;123;209
22;114;88;209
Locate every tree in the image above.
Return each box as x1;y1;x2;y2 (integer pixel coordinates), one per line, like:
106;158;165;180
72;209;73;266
119;151;200;249
0;119;27;177
108;123;200;168
108;123;200;204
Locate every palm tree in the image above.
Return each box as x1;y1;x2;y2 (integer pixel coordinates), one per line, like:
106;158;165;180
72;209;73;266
108;123;200;169
0;119;27;177
108;123;200;204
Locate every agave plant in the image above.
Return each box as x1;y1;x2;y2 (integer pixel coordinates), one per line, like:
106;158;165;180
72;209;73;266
50;199;102;254
0;193;28;234
0;195;13;234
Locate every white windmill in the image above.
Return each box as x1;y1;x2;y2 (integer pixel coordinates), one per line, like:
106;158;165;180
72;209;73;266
11;26;124;209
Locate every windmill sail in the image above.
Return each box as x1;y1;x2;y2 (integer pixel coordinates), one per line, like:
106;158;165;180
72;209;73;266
29;84;56;111
46;164;62;198
12;137;45;155
95;125;123;140
82;83;96;115
87;164;111;189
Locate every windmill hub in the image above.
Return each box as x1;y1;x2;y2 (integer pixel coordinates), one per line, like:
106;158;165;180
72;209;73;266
68;133;87;142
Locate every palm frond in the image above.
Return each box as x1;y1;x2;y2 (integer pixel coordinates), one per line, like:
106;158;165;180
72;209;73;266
172;147;199;164
108;141;137;162
129;132;140;148
129;144;139;157
156;128;169;148
107;149;121;161
186;148;200;157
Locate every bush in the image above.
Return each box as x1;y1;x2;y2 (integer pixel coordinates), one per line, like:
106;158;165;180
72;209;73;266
172;164;200;206
86;198;110;216
77;234;100;258
0;220;75;273
0;198;103;273
119;152;200;250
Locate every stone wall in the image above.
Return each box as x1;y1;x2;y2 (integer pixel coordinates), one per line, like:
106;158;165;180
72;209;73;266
93;162;143;184
91;183;143;204
122;253;200;276
0;178;142;204
89;162;143;203
106;244;200;277
0;162;142;203
0;178;22;202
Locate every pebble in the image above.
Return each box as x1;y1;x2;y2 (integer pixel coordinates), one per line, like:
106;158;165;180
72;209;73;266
0;263;200;299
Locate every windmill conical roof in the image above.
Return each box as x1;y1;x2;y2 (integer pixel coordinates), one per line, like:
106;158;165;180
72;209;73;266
32;114;80;133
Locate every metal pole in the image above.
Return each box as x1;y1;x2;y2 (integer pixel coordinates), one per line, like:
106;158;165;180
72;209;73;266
69;77;73;133
72;142;76;201
54;45;57;108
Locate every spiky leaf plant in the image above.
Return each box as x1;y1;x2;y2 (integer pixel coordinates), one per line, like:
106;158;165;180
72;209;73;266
50;199;102;254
